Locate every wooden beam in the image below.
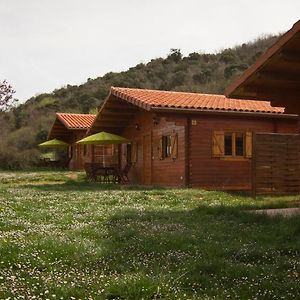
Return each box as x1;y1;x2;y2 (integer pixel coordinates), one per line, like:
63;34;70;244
280;50;300;63
255;93;300;104
92;123;126;128
242;84;300;99
97;117;130;123
257;70;300;82
105;102;137;111
101;110;136;116
90;127;122;134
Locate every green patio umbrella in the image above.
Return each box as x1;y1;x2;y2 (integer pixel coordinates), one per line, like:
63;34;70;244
38;139;69;148
77;131;129;167
76;131;129;145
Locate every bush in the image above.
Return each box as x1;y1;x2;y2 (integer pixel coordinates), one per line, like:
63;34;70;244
219;49;237;64
0;144;40;170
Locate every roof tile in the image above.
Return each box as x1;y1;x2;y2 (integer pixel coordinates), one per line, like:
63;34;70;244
56;113;96;129
111;87;284;114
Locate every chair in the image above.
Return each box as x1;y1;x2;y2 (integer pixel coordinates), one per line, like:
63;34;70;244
84;163;95;181
117;163;132;184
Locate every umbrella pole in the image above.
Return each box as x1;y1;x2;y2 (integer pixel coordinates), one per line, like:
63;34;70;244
103;145;105;167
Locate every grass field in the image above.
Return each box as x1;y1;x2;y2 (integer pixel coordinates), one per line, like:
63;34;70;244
0;171;299;299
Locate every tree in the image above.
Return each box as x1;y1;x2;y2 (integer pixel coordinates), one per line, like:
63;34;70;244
0;80;17;111
167;48;182;63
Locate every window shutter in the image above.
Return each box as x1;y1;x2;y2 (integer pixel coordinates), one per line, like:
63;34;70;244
170;133;178;159
212;131;224;157
131;142;138;163
245;131;252;158
159;137;163;160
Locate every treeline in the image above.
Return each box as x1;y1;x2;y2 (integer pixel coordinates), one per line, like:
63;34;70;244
0;34;278;169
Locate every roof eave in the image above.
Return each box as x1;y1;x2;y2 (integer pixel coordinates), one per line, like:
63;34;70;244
150;106;297;119
226;20;300;99
111;87;151;111
87;90;114;135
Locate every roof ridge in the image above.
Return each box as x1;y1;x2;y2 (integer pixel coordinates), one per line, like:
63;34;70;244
56;112;96;116
111;86;274;104
112;86;227;98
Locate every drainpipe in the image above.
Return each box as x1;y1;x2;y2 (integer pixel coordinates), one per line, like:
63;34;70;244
185;116;190;188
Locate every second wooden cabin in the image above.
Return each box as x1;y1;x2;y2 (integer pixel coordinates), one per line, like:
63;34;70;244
48;112;116;170
88;87;298;190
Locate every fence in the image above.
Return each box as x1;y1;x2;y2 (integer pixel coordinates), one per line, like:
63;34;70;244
252;133;300;196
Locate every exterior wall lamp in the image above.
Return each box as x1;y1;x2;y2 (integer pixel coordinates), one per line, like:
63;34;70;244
152;116;159;125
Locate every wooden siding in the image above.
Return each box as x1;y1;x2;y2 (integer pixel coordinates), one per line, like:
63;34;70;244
188;115;298;190
151;115;186;187
120;111;186;187
68;131;86;170
117;109;298;190
253;133;300;196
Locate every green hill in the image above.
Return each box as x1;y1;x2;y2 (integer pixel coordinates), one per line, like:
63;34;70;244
0;34;279;169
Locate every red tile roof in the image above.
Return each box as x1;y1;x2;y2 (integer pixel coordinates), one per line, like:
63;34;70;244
56;113;96;129
111;87;284;114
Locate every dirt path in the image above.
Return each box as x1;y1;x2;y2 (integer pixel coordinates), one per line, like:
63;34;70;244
252;207;300;217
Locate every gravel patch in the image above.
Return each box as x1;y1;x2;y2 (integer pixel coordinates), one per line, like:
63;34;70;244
251;207;300;217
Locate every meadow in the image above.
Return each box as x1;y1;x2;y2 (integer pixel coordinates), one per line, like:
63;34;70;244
0;171;299;299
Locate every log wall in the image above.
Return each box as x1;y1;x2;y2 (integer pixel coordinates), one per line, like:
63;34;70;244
120;111;187;187
117;110;298;190
188;115;298;190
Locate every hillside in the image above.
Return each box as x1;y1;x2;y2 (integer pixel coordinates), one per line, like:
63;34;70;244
0;34;279;169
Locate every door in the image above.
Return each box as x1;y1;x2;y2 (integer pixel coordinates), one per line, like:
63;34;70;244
143;134;152;185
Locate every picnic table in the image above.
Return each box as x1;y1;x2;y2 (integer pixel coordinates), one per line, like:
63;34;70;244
84;163;119;183
39;158;70;169
84;162;131;184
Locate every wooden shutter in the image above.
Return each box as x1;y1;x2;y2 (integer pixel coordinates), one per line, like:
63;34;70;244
245;131;252;158
159;137;164;160
170;133;178;159
212;131;224;157
131;142;138;163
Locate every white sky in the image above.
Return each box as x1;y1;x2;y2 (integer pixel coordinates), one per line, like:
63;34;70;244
1;0;299;103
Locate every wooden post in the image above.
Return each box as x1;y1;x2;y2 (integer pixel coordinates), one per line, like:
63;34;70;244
118;144;122;169
91;145;95;164
185;116;190;188
298;115;300;195
252;132;256;198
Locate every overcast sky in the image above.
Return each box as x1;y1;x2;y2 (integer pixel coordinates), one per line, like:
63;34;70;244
1;0;299;103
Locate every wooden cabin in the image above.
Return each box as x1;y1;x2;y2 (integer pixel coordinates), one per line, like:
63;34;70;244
226;19;300;115
88;87;298;190
48;113;96;170
48;112;117;170
226;19;300;195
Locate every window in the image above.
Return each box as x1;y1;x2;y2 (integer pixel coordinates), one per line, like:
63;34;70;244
131;142;138;164
224;132;244;157
224;133;233;156
213;131;252;158
68;146;73;159
163;135;172;158
235;133;244;156
159;134;178;159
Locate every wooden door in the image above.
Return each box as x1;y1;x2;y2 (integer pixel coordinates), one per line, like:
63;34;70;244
143;135;152;185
